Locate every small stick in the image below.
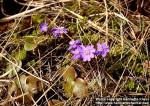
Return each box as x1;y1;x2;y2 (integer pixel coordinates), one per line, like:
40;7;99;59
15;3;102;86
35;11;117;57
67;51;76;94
0;0;73;22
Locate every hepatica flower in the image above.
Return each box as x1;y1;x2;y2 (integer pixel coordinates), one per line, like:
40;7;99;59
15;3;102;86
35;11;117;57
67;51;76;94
69;39;82;60
68;39;81;50
96;42;109;57
70;45;96;61
69;39;96;61
51;27;67;38
39;23;48;32
71;46;82;60
80;45;96;62
69;40;109;61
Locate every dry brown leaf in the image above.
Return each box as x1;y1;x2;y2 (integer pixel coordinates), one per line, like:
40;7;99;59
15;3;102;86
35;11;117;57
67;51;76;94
19;75;42;94
73;78;88;98
60;65;77;82
48;99;65;106
8;75;42;99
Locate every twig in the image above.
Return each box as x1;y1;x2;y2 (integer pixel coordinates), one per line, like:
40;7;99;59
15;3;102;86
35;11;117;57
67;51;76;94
0;0;73;22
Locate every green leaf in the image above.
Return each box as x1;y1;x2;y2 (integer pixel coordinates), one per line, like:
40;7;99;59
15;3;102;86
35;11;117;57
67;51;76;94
24;36;47;51
63;81;74;98
127;80;135;91
32;15;43;23
24;36;37;51
5;60;22;78
27;60;36;66
14;49;27;60
24;42;37;51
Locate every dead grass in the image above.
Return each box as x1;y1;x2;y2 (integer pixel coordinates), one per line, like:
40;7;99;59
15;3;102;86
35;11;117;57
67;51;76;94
0;0;150;105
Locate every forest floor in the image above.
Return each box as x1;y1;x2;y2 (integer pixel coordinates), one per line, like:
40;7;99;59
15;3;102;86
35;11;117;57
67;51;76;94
0;0;150;106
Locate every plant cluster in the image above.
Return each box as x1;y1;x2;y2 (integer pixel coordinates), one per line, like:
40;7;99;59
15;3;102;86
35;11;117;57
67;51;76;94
0;0;150;105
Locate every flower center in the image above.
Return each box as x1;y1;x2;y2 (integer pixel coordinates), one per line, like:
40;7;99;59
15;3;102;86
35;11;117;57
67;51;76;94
84;50;90;55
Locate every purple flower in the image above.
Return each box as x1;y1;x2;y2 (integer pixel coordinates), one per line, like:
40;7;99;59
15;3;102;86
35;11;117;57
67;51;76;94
68;39;81;50
39;23;48;32
70;46;82;60
51;27;67;38
96;42;109;57
68;40;99;61
80;45;96;62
